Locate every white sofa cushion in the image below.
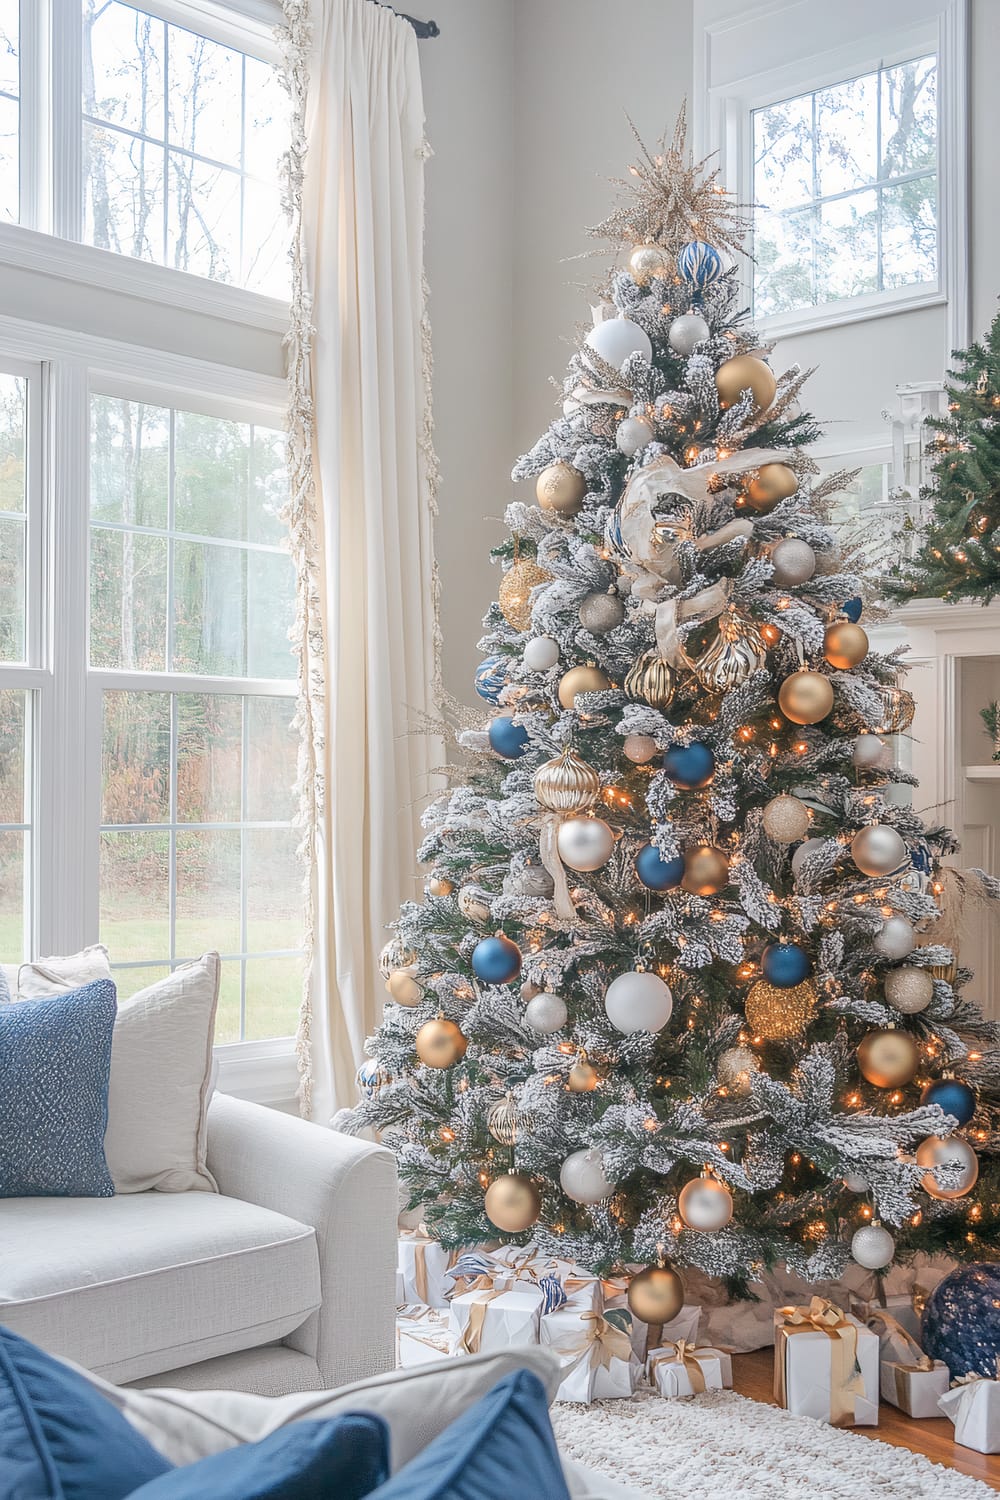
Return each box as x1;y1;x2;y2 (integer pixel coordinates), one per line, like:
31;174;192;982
0;1192;320;1384
16;943;112;997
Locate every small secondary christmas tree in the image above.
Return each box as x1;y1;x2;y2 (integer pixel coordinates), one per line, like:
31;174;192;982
889;310;1000;604
346;117;1000;1308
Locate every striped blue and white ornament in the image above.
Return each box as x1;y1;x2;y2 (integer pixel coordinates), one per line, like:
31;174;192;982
604;503;631;564
357;1055;388;1100
677;239;724;289
475;655;508;704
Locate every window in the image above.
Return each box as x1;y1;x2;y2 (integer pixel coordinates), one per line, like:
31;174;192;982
753;55;937;319
0;2;17;222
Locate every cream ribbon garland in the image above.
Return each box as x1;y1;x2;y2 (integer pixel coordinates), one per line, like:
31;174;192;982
536;814;578;922
773;1297;865;1428
649;1339;712;1394
648;578;735;668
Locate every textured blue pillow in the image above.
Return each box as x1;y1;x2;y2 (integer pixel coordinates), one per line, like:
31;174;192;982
0;977;117;1197
125;1416;390;1499
367;1370;570;1500
0;1325;172;1499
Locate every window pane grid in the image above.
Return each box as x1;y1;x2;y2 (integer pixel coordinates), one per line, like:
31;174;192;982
0;687;31;958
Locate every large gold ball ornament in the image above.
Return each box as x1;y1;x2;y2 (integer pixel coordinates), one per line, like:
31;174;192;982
558;664;612;709
484;1172;542;1233
498;558;553;632
628;243;670;286
915;1135;979;1201
624;651;675;709
681;845;729;896
627;1265;685;1325
427;875;454;898
379;937;417;979
778;670;835;725
824;622;869;671
567;1055;601;1092
715;355;777;412
387;969;423;1006
743;463;798;514
857;1029;919;1089
487;1092;532;1146
745;979;817;1040
534;746;601;815
877;685;915;735
536;461;587;518
850;824;907;877
762;794;810;845
415;1018;468;1069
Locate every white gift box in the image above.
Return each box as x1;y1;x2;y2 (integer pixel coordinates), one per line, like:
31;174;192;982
395;1306;451;1368
395;1270;405;1306
773;1303;879;1427
939;1377;1000;1454
487;1246;603;1312
540;1307;640;1403
647;1343;726;1398
601;1281;702;1360
397;1231;461;1309
448;1284;542;1357
880;1359;950;1418
850;1292;922;1347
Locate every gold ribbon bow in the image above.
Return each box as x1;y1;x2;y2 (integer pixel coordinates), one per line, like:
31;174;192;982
774;1298;865;1428
552;1311;633;1374
458;1286;506;1355
650;1340;710;1394
911;1284;929;1317
865;1310;932;1372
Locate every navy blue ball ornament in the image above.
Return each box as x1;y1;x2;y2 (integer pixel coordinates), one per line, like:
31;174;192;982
677;239;724;289
663;742;715;789
472;934;522;984
923;1264;1000;1380
488;716;529;759
475;655;508;703
920;1077;978;1128
635;842;686;892
842;597;863;624
761;942;812;988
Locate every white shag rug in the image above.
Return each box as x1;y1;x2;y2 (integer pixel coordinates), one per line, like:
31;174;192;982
552;1389;993;1500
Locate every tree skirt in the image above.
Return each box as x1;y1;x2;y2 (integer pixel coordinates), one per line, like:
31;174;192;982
551;1389;992;1500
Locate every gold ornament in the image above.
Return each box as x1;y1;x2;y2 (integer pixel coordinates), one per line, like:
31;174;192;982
824;622;869;670
678;1171;734;1231
487;1092;532;1146
715;355;776;412
694;611;767;692
379;937;417;979
458;885;491;924
387;969;422;1007
415;1017;468;1069
484;1172;541;1232
627;1265;684;1325
498;557;553;632
742;463;798;514
534;746;601;815
778;670;835;725
915;1134;979;1201
681;845;729;896
876;685;915;735
567;1053;601;1092
628;242;670;285
717;1044;759;1097
536;462;587;518
762;794;810;845
857;1029;919;1089
624;651;675;709
427;876;454;898
558;664;612;709
745;979;817;1040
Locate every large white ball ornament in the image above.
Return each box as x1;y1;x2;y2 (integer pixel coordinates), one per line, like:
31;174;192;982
678;1174;734;1232
791;837;825;880
884;964;934;1014
851;1221;896;1270
770;538;816;588
874;915;916;961
668;313;710;356
852;734;888;770
616;415;654;458
623;734;659;764
851;824;907;876
559;1147;616;1205
604;969;673;1034
523;636;560;671
585;317;653;372
557;816;615;871
524;991;568;1034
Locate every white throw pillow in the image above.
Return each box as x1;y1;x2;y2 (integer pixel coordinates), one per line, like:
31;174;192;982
17;943;112;998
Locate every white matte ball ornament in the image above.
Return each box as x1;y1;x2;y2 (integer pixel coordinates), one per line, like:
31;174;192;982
523;636;560;672
843;1172;871;1193
557;816;615;872
604;969;673;1034
585;316;653;372
851;824;907;877
852;734;888;770
559;1147;616;1205
678;1174;734;1232
873;915;916;961
791;837;825;880
884;964;934;1014
851;1221;896;1270
616;415;654;458
524;991;568;1034
667;313;710;356
769;538;816;588
623;734;659;765
762;794;810;845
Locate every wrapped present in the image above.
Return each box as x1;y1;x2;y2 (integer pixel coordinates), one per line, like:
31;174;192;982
861;1306;928;1367
540;1307;640;1403
395;1305;451;1368
448;1282;542;1356
939;1366;1000;1454
444;1251;513;1300
850;1290;925;1346
397;1227;462;1309
647;1340;727;1398
880;1358;950;1419
773;1298;879;1427
487;1246;602;1311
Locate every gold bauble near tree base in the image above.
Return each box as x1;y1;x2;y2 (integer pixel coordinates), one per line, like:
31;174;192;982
824;622;869;670
778;670;835;725
536;461;587;518
857;1028;919;1089
681;845;729;896
534;746;601;815
745;979;817;1040
414;1017;468;1069
741;463;798;514
624;651;675;709
627;1264;685;1325
484;1172;542;1233
628;243;670;286
387;969;422;1007
715;355;777;412
567;1053;601;1092
558;664;612;709
498;557;553;633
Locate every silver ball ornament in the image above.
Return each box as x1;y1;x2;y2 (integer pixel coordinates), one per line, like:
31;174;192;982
762;794;810;844
852;734;888;770
851;1221;896;1270
678;1173;734;1232
585;316;653;372
623;734;659;764
717;1045;759;1098
559;1147;616;1205
578;590;625;634
884;964;934;1014
524;991;568;1034
604;969;673;1034
851;824;907;876
769;538;816;588
615;415;654;458
791;837;826;880
557;816;615;871
667;313;710;356
873;915;916;961
523;636;560;671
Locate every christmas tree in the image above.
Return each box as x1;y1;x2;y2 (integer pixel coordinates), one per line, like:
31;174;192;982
889;310;1000;604
345;117;1000;1304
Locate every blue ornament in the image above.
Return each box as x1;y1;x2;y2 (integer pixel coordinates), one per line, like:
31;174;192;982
663;742;715;789
921;1077;978;1128
635;842;685;892
677;240;724;289
761;942;812;988
604;504;630;564
488;716;529;759
842;597;863;623
475;655;508;704
923;1264;1000;1380
357;1056;387;1099
472;933;522;984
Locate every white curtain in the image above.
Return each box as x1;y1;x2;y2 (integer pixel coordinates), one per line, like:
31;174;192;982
283;0;441;1121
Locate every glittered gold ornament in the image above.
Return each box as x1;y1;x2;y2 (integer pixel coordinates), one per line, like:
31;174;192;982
487;1092;532;1146
824;622;869;670
379;937;417;979
681;845;729;896
876;685;915;735
762;794;810;844
534;746;601;815
387;969;423;1006
558;664;611;709
693;611;767;692
715;355;776;412
915;1134;979;1200
427;875;454;897
415;1017;467;1069
745;979;817;1040
778;670;834;725
499;557;553;632
627;1265;684;1325
743;463;798;513
717;1044;759;1097
567;1054;601;1092
484;1172;542;1232
536;461;587;517
628;242;670;286
624;651;675;709
857;1028;919;1089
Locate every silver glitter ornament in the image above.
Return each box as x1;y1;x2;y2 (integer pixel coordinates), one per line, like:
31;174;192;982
884;963;934;1014
851;1221;896;1270
769;537;816;588
578;590;625;634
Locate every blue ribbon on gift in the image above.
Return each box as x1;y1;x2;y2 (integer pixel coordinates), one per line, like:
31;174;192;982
537;1274;568;1315
445;1252;497;1290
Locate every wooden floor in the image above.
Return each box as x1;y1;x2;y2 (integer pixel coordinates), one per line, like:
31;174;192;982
734;1349;999;1491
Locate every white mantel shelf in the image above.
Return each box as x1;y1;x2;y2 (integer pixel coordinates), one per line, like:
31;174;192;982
965;766;1000;782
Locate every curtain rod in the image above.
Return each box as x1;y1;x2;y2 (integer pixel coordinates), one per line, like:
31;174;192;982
372;4;440;37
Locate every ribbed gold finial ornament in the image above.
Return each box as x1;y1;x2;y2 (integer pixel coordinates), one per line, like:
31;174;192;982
876;684;915;735
533;746;601;815
693;611;767;692
624;651;675;709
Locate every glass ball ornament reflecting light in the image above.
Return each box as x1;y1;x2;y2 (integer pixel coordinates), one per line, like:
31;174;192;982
616;415;654;458
524;991;568;1034
523;635;560;672
487;1092;531;1146
677;239;724;288
663;741;715;789
628;243;670;286
778;671;834;725
856;1028;919;1088
533;747;600;815
916;1134;979;1200
761;941;812;988
379;936;417;979
715;354;775;411
852;733;888;770
471;934;522;985
627;1264;685;1324
559;1147;616;1205
483;1172;541;1233
667;311;710;355
567;1054;601;1092
624;651;675;709
604;968;673;1034
851;824;907;876
744;463;797;514
922;1264;1000;1379
558;664;611;709
682;845;729;896
488;715;530;760
824;622;869;670
387;969;422;1006
536;461;586;517
415;1017;467;1069
557;815;615;872
851;1220;896;1270
920;1077;977;1128
474;655;508;703
678;1172;734;1232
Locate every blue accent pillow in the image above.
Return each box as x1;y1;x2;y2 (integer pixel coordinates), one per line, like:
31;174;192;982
0;978;117;1197
0;1325;172;1500
367;1370;570;1500
125;1416;390;1499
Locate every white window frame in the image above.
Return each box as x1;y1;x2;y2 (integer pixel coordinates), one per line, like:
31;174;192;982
693;0;969;351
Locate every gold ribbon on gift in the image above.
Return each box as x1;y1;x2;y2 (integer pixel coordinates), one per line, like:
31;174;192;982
911;1284;929;1317
773;1298;865;1428
864;1310;932;1372
649;1340;710;1395
399;1227;459;1305
395;1305;450;1362
552;1311;634;1373
459;1288;505;1355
